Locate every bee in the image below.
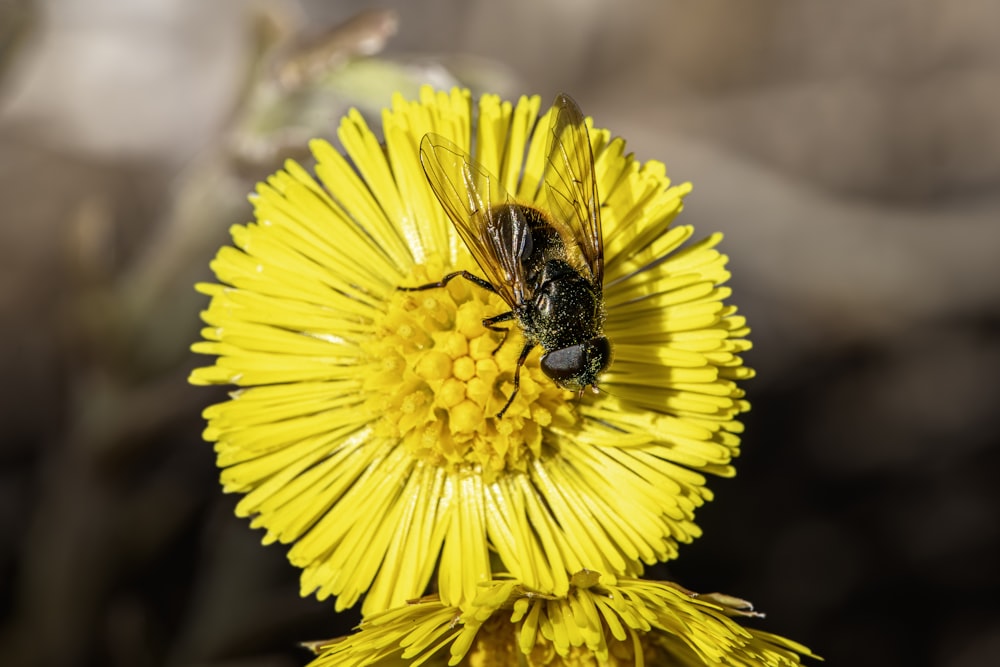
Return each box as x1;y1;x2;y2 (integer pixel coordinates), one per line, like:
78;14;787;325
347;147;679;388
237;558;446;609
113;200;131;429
400;93;610;418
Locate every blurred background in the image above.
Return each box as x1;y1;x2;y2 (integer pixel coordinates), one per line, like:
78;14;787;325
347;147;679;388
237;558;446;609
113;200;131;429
2;0;998;665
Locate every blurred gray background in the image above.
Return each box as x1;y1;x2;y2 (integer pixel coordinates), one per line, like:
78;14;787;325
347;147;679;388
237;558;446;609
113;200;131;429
2;1;999;665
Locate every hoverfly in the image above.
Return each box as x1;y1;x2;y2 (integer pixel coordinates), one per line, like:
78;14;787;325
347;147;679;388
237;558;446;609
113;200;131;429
400;93;610;418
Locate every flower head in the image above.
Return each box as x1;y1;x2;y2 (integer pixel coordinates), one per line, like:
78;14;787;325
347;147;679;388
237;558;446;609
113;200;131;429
190;88;753;616
306;574;816;666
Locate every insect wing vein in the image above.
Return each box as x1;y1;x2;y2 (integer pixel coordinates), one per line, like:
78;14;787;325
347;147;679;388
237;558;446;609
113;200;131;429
542;93;604;286
419;133;529;308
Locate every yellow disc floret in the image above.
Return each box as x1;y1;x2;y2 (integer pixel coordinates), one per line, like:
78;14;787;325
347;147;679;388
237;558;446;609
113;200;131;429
362;261;576;481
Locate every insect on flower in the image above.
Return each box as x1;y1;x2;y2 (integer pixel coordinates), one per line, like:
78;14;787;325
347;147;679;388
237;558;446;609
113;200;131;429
400;93;610;417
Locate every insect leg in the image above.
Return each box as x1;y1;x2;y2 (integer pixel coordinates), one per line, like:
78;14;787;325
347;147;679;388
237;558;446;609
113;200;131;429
398;271;496;293
496;341;534;419
483;311;515;354
482;311;515;330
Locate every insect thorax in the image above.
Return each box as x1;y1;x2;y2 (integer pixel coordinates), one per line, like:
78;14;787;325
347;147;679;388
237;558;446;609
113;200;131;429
522;261;603;350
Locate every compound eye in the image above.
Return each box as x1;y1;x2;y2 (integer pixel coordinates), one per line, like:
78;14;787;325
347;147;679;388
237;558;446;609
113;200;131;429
540;345;586;386
590;337;612;373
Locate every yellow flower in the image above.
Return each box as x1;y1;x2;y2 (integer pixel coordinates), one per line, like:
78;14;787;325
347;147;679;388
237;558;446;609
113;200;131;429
305;574;816;666
190;88;753;616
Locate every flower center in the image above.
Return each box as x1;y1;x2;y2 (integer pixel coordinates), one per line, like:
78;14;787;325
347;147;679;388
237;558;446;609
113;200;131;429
362;261;575;478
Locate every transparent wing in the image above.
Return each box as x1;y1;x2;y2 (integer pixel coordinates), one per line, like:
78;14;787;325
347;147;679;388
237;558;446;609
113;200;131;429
541;93;604;286
419;133;532;307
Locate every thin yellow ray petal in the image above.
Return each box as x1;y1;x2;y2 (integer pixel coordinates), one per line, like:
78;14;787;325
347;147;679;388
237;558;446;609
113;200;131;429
516;103;555;202
438;472;490;607
500;94;542;195
308;139;415;273
251;171;402;293
383;118;451;264
529;458;631;570
362;463;448;615
474;93;506;181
